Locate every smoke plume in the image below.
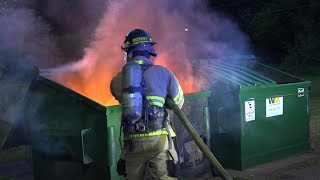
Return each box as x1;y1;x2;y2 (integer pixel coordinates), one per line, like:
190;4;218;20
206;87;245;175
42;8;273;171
51;0;250;106
0;0;250;106
0;8;58;67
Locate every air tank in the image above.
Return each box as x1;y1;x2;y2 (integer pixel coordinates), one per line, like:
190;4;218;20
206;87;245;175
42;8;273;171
121;61;143;123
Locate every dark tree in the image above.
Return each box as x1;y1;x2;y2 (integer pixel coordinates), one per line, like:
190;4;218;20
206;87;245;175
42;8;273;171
208;0;320;73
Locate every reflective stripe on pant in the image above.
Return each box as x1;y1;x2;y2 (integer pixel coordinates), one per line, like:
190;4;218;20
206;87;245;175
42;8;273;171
123;135;178;180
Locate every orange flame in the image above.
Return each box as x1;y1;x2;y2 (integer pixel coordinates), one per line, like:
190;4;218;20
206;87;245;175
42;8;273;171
51;0;208;106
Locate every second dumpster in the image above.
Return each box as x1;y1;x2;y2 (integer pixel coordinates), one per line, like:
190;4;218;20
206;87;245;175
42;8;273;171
193;59;311;170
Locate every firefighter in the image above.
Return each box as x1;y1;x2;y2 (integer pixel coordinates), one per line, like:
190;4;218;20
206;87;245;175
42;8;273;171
110;29;184;180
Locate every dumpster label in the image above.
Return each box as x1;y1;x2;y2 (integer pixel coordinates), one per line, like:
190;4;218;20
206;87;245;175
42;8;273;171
266;97;283;117
245;100;255;121
298;88;304;97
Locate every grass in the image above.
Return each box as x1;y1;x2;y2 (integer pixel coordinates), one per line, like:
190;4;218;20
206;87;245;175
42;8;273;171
0;176;9;180
296;63;320;96
0;120;26;164
0;146;26;164
300;74;320;96
309;96;320;151
300;67;320;151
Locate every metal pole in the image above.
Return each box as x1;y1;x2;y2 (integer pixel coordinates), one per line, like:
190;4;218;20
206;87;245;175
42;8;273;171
166;98;233;180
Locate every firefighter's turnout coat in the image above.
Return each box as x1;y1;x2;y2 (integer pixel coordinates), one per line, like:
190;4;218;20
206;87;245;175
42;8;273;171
110;56;184;139
110;56;184;179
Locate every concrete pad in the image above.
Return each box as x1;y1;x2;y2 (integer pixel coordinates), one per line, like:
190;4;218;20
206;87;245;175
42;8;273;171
227;152;320;179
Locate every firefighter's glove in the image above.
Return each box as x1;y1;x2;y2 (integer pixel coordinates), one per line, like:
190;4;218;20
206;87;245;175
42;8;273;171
116;157;126;176
166;149;180;177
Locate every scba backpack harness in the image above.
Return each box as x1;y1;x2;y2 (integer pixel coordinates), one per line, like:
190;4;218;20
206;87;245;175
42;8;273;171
117;61;178;177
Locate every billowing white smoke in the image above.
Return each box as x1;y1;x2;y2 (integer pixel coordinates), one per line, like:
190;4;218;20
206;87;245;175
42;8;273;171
0;8;59;67
0;0;250;106
51;0;250;105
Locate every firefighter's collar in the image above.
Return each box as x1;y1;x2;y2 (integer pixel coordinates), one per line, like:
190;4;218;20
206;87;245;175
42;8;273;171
132;56;153;65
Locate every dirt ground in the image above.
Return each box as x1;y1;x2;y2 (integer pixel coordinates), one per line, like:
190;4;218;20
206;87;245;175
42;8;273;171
226;152;320;180
1;152;320;180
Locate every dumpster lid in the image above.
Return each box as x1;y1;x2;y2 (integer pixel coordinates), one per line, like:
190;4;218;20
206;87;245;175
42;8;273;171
37;74;106;112
192;58;306;86
2;70;107;150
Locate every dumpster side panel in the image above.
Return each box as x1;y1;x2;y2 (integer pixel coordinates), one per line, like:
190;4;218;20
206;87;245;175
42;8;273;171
172;91;215;179
106;106;123;180
28;82;91;157
240;82;310;169
209;82;242;169
28;76;109;180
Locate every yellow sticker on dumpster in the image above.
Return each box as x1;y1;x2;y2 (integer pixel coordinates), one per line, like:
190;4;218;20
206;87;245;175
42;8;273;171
266;97;283;117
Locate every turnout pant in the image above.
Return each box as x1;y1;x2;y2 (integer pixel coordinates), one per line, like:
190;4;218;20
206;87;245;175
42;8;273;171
123;135;178;180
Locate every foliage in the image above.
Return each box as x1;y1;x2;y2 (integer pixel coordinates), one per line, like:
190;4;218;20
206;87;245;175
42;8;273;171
0;120;26;164
0;176;9;180
209;0;320;73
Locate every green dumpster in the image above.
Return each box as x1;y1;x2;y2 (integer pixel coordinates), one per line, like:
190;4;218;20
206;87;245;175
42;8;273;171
193;60;311;170
3;69;113;180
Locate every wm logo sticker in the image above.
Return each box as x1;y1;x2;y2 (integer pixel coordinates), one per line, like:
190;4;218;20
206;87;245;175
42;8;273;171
266;96;283;117
268;97;281;104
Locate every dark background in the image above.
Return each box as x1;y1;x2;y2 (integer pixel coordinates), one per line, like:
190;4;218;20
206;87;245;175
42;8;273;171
208;0;320;74
1;0;319;72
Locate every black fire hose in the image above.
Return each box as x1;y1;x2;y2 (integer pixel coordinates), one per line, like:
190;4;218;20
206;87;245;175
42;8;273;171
166;98;233;180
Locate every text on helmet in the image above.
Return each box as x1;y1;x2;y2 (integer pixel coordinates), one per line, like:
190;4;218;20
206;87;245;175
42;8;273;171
132;37;149;44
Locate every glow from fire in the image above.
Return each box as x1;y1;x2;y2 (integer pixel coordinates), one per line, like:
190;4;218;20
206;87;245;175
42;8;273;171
50;0;248;106
49;0;211;106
